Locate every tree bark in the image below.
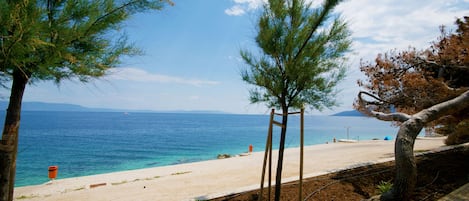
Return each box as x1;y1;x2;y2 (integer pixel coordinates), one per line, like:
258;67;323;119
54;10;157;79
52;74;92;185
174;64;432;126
0;69;28;201
357;90;469;201
381;119;424;201
274;109;288;201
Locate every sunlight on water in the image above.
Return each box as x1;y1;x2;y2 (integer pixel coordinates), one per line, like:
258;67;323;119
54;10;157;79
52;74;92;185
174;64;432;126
6;111;398;187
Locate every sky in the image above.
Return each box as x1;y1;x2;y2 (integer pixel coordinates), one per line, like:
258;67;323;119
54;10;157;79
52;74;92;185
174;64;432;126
3;0;468;114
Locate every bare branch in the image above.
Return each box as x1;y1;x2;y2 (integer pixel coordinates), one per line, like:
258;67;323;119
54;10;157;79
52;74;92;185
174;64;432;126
357;91;410;122
416;90;469;124
358;89;469;124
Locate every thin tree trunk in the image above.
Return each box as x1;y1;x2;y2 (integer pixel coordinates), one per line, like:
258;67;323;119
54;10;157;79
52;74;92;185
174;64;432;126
274;109;288;201
358;90;469;201
381;119;424;201
0;69;28;201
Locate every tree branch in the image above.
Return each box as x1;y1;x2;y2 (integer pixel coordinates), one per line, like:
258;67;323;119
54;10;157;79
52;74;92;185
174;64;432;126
293;0;337;61
357;91;411;122
84;0;171;36
415;89;469;124
358;90;469;124
84;1;133;36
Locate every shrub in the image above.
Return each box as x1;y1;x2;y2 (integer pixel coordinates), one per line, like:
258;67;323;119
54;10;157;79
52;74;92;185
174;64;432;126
376;181;393;194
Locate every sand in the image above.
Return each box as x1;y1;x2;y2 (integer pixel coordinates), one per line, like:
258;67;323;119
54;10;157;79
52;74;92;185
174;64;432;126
14;137;447;201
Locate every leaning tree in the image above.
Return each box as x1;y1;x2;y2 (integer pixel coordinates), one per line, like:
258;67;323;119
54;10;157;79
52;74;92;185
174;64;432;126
0;1;171;200
357;17;469;144
240;0;351;200
356;16;469;200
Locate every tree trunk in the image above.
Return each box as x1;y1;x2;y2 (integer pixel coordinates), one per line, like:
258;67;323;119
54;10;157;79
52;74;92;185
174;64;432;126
274;109;288;201
358;90;469;201
0;69;29;201
380;119;424;201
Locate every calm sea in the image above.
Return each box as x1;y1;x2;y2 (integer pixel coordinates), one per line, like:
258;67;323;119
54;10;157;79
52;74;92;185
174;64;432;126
4;111;399;187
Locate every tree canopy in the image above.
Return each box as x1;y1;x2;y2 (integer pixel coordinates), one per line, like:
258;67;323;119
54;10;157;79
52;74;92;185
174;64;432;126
0;0;170;84
356;16;469;145
241;0;351;112
0;1;170;200
241;0;351;200
355;16;469;201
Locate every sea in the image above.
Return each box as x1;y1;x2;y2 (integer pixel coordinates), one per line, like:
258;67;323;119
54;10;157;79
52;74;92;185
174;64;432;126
4;111;400;187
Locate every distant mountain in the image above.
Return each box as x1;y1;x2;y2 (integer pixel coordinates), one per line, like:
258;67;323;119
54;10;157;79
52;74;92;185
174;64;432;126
0;101;116;112
160;110;227;114
331;110;365;117
0;101;227;114
21;102;90;111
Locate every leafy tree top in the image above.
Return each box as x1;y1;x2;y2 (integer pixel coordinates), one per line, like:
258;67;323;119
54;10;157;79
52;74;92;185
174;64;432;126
356;16;469;115
355;16;469;143
241;0;351;111
0;0;171;84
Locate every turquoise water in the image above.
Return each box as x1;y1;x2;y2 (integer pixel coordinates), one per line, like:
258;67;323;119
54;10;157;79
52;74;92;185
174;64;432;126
6;111;398;187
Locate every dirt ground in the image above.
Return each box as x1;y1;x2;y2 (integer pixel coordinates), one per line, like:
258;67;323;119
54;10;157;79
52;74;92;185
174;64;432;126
212;146;469;201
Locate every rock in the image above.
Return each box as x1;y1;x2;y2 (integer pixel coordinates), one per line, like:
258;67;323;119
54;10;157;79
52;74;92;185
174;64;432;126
217;154;231;159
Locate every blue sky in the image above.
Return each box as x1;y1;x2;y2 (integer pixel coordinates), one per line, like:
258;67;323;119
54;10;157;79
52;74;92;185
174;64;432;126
3;0;468;114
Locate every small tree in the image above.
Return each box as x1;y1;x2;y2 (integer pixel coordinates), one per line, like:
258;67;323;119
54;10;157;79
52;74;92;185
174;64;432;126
0;1;171;200
240;0;351;200
357;17;469;144
356;17;469;200
357;90;469;201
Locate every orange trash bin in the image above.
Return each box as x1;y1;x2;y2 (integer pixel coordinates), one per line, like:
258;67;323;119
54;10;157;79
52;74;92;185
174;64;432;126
249;144;253;153
48;166;58;179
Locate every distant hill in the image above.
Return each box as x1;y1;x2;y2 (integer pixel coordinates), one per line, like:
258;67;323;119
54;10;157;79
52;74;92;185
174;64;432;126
0;101;116;112
0;101;227;114
21;102;90;111
331;110;365;117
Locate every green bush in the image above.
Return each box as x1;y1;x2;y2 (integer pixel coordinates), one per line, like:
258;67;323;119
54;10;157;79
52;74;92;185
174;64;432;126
376;181;393;194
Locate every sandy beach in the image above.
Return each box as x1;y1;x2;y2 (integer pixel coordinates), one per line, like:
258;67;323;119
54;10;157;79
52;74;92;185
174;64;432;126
14;137;447;201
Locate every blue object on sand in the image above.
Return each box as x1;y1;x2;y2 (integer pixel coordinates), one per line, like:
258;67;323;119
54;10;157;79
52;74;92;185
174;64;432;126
384;136;391;141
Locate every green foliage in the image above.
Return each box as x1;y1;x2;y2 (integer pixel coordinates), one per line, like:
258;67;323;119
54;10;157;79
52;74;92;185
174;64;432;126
376;181;393;194
1;2;171;200
0;0;170;84
240;0;351;111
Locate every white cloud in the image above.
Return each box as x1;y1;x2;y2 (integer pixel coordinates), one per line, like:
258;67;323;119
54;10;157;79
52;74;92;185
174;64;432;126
329;0;468;113
226;0;467;52
225;0;266;16
235;0;266;10
335;0;468;61
225;0;326;16
225;5;246;16
224;0;468;113
106;68;219;87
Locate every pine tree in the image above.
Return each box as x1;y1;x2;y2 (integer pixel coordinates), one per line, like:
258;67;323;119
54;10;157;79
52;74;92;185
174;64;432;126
0;1;171;200
355;16;469;200
240;0;351;200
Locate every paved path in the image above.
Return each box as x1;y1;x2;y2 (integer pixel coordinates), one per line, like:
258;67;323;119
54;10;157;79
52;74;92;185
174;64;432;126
438;182;469;201
14;137;446;201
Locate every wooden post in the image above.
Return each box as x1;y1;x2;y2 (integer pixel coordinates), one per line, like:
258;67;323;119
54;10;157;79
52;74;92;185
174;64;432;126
268;119;273;200
259;109;274;201
259;109;305;201
299;108;304;201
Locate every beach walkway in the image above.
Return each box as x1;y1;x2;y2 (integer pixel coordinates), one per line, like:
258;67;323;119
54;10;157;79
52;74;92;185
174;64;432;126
14;137;446;201
438;182;469;201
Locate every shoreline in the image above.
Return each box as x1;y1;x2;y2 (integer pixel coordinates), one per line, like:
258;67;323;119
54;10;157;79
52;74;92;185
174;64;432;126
14;137;446;201
15;136;384;188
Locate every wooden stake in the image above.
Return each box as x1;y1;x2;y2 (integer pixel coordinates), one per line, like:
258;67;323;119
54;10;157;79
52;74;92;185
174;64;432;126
268;117;273;201
299;108;304;201
259;109;274;201
259;108;304;201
